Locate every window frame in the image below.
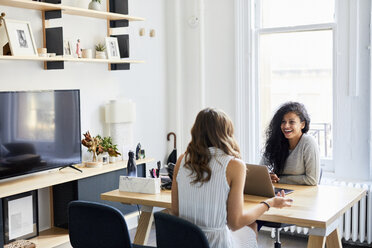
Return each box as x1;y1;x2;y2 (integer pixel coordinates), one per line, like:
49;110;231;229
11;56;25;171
250;0;338;172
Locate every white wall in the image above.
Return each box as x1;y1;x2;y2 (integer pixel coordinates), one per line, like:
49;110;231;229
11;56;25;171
1;0;168;230
167;0;236;153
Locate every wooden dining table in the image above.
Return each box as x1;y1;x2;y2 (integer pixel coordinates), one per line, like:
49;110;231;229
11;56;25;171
101;183;366;248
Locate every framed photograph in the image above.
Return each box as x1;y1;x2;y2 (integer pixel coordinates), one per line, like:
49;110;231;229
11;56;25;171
63;39;72;57
2;191;38;244
3;19;38;56
105;37;121;59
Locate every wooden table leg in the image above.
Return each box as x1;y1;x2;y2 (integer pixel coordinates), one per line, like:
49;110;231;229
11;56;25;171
133;206;154;245
307;235;326;248
326;228;342;248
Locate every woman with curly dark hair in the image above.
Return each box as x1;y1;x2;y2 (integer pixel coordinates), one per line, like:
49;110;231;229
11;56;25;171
171;108;292;248
260;102;320;185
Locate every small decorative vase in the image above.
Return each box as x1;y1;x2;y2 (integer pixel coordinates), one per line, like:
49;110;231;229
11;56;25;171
109;156;117;163
102;152;109;164
88;1;101;11
96;51;106;59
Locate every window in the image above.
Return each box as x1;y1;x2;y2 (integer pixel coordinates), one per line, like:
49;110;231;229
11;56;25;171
253;0;335;164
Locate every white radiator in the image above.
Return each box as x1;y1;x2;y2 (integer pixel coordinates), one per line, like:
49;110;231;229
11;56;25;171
271;179;372;245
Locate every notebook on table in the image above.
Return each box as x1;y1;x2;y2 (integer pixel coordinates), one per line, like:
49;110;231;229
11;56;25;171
243;164;294;198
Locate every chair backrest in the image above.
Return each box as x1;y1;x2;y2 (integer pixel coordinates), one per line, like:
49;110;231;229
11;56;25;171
154;212;210;248
68;200;132;248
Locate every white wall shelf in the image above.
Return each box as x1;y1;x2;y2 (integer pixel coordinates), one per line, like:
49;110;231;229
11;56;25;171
0;55;144;64
0;0;145;21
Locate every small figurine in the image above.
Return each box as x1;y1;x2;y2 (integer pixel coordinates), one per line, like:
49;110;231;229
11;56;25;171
76;39;82;58
135;143;141;160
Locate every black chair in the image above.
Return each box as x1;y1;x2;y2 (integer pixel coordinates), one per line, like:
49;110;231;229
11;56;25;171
68;200;154;248
154;212;210;248
261;168;323;248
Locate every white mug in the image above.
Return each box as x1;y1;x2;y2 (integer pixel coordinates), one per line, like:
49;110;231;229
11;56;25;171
82;49;92;59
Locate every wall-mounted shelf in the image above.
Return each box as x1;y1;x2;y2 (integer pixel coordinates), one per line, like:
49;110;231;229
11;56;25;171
0;0;144;70
0;0;144;21
0;55;144;64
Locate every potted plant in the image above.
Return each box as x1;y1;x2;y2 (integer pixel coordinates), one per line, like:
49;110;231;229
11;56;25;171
81;131;103;167
100;136;121;163
88;0;101;11
95;42;106;59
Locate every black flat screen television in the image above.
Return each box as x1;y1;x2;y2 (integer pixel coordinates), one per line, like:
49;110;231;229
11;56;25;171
0;89;81;180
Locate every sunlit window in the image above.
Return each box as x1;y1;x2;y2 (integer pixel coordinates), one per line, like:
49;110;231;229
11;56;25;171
256;0;335;159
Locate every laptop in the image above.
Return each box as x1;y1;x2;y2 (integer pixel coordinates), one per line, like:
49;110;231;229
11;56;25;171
243;164;294;197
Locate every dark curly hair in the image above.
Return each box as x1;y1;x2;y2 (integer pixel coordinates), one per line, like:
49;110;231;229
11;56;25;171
262;102;310;175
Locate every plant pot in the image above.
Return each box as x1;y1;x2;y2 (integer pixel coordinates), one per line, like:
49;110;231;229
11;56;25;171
88;1;101;11
109;156;117;163
96;51;106;59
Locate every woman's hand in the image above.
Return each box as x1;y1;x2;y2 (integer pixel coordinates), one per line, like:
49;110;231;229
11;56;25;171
266;190;293;209
270;173;280;183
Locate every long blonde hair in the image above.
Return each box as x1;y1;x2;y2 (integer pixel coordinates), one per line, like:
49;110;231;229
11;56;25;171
184;108;241;184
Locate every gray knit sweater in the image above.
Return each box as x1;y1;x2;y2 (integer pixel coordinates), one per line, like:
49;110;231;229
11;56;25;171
260;134;320;186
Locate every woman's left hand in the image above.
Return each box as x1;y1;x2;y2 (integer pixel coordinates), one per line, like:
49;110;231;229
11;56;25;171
270;173;280;183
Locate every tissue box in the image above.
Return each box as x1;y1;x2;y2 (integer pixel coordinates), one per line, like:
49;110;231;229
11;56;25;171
119;176;161;194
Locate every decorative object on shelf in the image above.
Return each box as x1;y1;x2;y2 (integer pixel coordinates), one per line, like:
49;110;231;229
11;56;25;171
101;152;109;164
82;48;92;58
0;12;5;27
99;136;121;163
81;131;103;167
135;143;141;160
37;47;47;57
3;19;37;56
63;40;72;57
105;37;120;59
76;38;82;58
88;0;102;11
95;42;106;59
105;98;136;160
139;149;145;159
150;29;156;37
127;150;137;177
3;191;38;244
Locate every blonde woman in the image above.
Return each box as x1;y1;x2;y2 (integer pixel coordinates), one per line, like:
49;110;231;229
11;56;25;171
171;108;292;248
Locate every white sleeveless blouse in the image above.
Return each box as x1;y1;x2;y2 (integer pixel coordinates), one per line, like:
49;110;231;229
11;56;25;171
176;147;258;248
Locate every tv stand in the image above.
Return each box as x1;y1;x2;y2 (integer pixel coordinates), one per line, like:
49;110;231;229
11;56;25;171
0;158;154;248
59;164;82;173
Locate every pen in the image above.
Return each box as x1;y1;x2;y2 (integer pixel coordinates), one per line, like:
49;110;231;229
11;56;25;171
149;169;155;178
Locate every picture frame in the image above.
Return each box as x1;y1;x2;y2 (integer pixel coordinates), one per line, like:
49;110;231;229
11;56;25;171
2;191;38;244
105;37;121;59
3;19;38;56
63;39;72;57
